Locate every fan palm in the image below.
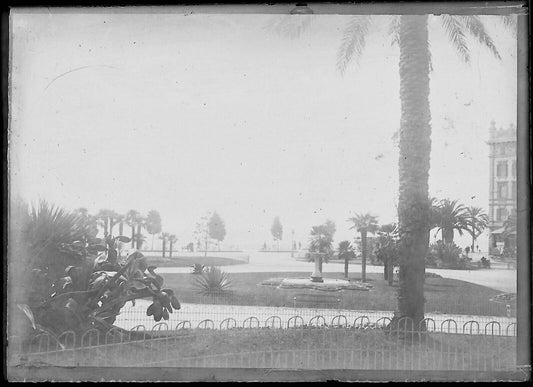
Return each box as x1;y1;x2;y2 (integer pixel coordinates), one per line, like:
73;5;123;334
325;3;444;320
308;220;336;273
464;206;489;252
337;240;356;279
270;12;514;328
347;213;379;282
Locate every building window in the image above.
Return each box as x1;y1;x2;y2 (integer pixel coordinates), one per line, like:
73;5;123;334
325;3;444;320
512;160;516;177
497;182;508;199
511;181;516;199
496;207;507;221
496;161;508;178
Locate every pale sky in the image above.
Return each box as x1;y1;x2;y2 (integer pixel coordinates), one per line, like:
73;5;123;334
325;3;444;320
9;9;517;250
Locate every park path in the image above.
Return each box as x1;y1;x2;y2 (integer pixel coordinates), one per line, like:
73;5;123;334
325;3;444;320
115;300;516;336
152;251;517;293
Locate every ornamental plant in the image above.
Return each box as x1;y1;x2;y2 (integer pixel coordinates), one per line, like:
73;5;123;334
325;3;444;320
16;201;180;341
193;265;232;295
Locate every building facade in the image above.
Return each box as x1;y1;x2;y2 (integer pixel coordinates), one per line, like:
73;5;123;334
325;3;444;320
487;121;517;254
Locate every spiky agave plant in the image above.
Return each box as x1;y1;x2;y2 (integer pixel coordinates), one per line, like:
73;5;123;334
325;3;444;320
193;265;232;296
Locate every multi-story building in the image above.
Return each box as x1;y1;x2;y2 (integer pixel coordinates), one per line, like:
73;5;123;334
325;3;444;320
487;120;517;254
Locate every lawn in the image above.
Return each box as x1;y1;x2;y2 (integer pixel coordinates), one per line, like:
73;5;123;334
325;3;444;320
162;272;512;317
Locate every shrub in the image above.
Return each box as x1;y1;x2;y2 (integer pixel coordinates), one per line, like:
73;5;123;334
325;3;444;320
16;201;179;339
191;263;206;274
426;241;461;266
193;265;232;295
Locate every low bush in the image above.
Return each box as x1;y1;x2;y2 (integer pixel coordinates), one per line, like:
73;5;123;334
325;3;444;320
193;265;232;295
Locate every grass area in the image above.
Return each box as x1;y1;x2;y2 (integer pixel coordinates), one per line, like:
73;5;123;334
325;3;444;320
162;272;512;317
144;255;244;267
18;328;516;370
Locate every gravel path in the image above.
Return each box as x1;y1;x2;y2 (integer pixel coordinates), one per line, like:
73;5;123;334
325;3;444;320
150;252;517;293
115;300;516;336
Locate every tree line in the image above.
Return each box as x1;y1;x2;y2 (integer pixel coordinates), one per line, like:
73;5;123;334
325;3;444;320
73;208;227;258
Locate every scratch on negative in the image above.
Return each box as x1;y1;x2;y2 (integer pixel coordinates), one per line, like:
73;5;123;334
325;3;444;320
44;65;118;91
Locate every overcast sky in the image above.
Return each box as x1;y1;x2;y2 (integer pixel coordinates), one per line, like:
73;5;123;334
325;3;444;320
9;9;517;250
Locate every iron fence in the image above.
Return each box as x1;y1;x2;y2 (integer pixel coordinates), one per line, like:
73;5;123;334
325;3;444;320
113;303;516;336
8;318;517;371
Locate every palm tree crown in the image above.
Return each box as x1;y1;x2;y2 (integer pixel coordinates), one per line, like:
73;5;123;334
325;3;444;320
433;199;469;244
464;206;489;251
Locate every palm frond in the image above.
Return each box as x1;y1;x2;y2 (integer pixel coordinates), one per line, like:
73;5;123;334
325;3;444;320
263;14;314;40
440;15;470;63
336;15;373;76
388;15;400;47
458;15;501;60
500;14;517;37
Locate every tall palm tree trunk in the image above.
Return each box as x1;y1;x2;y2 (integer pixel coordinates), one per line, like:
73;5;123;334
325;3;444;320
361;231;367;282
395;15;431;331
443;228;454;244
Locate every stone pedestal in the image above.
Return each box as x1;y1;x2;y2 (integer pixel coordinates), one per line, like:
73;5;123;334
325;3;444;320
310;253;323;282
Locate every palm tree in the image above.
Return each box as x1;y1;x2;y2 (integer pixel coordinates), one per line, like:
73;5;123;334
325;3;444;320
308;220;336;273
502;209;517;255
464;206;489;252
96;209;113;238
145;210;162;251
375;223;398;284
125;210;141;248
272;13;513;328
115;213;125;237
160;232;170;257
348;213;379;282
433;199;469;244
108;210;120;237
135;215;146;250
168;234;178;258
337;240;356;279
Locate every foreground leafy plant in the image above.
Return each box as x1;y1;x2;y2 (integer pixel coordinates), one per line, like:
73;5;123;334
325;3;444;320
17;201;180;339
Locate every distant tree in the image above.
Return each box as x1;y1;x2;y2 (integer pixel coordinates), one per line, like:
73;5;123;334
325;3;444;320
145;210;163;250
74;208;98;238
348;213;379;282
159;232;170;257
375;223;399;286
208;212;226;251
168;235;178;258
464;206;489;253
134;216;146;250
271;217;283;251
308;220;336;272
502;209;517;257
115;213;125;237
194;213;211;257
96;209;113;238
125;210;141;248
337;240;356;279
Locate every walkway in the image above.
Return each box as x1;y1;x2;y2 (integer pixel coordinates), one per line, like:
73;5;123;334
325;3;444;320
115;300;516;336
152;251;517;293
